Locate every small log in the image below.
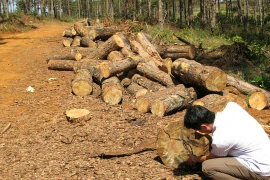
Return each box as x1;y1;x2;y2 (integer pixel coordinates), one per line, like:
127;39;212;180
62;37;73;47
131;74;166;92
80;36;97;48
65;109;91;123
88;32;130;60
62;27;77;38
151;87;197;117
172;58;227;92
47;60;75;71
227;75;270;110
71;36;81;47
91;82;102;98
126;82;147;98
99;56;143;78
135;84;185;113
74;22;89;37
101;76;123;105
107;51;124;61
88;27;115;41
73;60;105;84
46;52;83;63
136;61;175;87
120;77;132;87
155;45;196;60
71;69;93;96
121;46;136;57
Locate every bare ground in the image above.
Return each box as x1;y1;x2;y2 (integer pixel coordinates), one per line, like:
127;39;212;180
0;21;269;180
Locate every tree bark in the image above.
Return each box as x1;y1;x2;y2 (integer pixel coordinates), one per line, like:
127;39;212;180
88;27;115;41
172;58;227;92
46;52;83;62
71;69;93;96
47;60;75;71
101;76;123;105
80;36;97;48
126;82;147;98
131;73;166;92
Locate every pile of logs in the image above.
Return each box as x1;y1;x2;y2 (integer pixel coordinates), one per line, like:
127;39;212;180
47;20;270;119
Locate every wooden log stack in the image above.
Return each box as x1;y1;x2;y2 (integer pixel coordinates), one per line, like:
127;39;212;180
47;20;270;115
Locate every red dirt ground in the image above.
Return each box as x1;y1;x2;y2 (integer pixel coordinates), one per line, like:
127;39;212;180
0;21;269;179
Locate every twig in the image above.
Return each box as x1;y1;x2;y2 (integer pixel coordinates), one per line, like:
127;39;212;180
1;122;11;134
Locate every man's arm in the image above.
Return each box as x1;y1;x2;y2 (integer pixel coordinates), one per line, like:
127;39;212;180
187;153;218;165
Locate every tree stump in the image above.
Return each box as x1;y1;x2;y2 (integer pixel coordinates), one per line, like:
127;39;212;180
172;58;227;92
101;76;123;105
156;117;211;169
72;69;93;96
65;109;92;123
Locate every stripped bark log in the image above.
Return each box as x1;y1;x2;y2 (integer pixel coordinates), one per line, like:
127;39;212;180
71;69;93;96
137;61;174;87
227;75;270;110
87;32;130;59
99;56;143;78
151;87;197;117
172;58;227;92
155;45;196;60
101;76;123;105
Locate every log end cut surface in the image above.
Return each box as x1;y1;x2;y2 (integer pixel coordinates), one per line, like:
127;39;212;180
72;81;93;96
151;99;167;117
65;109;91;123
102;88;122;105
249;92;268;110
135;96;150;113
205;70;227;92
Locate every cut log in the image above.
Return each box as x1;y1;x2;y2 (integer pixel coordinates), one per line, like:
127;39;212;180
136;32;163;65
130;40;163;67
107;51;124;61
172;58;227;92
192;93;248;112
62;27;77;38
99;56;143;78
80;36;97;48
126;82;147;98
136;84;185;113
71;69;93;96
62;37;73;47
65;108;92;123
73;60;105;84
131;74;166;92
155;45;196;60
156;117;210;168
101;76;123;105
120;77;132;87
74;22;89;37
136;61;174;87
46;52;83;63
71;36;81;47
227;75;270;110
151;87;197;117
47;60;75;71
91;82;102;98
88;27;115;41
87;32;130;59
121;46;136;57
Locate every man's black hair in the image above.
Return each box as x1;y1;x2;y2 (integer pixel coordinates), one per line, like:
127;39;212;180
184;105;215;130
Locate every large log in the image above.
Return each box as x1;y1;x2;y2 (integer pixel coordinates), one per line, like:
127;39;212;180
136;84;186;113
101;76;123;105
99;56;143;78
155;45;196;60
87;32;130;60
71;69;93;96
80;36;97;48
136;61;174;87
227;75;270;110
73;22;89;37
172;58;227;92
156;116;210;169
88;27;115;41
151;87;197;117
131;74;166;92
47;60;75;71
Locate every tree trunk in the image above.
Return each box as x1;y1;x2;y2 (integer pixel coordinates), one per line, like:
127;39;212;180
88;27;115;41
172;58;227;92
155;44;196;60
71;69;93;96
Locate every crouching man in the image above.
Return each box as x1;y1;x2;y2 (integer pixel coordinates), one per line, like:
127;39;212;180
184;102;270;180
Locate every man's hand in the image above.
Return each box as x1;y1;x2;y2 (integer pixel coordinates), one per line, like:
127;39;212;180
186;154;197;165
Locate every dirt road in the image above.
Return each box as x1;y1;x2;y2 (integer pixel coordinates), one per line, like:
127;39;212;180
0;21;269;179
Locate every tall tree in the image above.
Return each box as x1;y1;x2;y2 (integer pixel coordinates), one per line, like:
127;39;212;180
159;0;164;29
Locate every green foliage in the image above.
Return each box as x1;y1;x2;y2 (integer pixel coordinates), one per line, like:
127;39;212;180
251;73;270;91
